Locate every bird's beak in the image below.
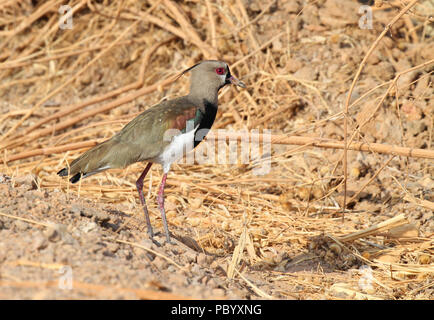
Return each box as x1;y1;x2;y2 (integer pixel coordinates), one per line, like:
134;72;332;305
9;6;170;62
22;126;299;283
229;75;246;88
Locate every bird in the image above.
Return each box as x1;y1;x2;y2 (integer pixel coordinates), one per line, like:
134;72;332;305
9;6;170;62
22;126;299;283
58;60;246;243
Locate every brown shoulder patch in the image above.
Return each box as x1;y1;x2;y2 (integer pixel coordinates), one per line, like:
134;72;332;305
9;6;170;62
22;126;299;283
168;107;197;131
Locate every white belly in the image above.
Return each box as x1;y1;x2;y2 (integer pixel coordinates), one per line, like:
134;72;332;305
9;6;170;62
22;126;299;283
153;129;196;173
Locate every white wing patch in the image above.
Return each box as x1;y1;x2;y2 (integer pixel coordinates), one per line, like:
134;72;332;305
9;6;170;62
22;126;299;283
82;165;111;179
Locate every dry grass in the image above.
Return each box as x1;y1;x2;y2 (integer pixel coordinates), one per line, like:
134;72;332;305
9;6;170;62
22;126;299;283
0;0;433;299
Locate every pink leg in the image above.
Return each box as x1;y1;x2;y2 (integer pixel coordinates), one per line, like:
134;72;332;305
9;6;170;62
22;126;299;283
157;173;172;243
136;163;153;238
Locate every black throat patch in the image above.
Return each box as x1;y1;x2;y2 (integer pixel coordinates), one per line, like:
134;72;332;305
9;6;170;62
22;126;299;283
194;100;218;148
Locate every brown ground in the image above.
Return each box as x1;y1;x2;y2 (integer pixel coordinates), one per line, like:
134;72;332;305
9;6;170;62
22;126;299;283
0;0;433;299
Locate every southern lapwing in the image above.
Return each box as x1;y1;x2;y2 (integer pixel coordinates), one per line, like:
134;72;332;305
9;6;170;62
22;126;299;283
58;60;246;243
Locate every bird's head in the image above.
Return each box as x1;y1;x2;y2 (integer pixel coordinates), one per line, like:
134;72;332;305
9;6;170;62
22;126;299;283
185;60;246;98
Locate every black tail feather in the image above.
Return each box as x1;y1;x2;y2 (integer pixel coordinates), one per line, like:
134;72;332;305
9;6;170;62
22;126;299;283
57;168;68;176
57;168;82;184
69;173;82;184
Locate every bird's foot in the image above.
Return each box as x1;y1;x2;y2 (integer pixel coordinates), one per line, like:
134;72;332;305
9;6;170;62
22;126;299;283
164;231;173;245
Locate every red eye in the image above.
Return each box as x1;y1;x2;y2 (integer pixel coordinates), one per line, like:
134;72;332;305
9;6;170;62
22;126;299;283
215;67;225;75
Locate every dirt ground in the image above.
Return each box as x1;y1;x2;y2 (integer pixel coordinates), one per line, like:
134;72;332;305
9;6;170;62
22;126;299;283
0;0;433;299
